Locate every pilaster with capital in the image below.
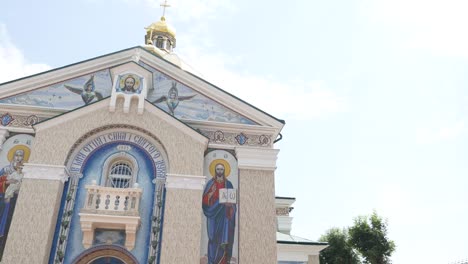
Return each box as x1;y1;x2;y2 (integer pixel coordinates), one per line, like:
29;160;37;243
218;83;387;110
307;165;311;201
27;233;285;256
2;164;69;264
159;173;206;264
235;147;280;263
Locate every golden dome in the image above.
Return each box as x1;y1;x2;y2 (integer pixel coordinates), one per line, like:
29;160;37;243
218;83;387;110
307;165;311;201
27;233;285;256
146;16;176;38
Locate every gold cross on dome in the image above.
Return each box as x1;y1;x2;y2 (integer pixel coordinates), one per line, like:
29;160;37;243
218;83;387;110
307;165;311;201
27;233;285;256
161;0;171;17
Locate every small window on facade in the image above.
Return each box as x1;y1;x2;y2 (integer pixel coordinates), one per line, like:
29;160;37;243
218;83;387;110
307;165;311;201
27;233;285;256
108;161;133;188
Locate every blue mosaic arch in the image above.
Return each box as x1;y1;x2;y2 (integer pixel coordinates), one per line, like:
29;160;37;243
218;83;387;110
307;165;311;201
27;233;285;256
50;128;167;264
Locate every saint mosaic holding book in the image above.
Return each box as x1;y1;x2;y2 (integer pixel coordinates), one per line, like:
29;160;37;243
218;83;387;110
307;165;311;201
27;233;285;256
202;160;237;264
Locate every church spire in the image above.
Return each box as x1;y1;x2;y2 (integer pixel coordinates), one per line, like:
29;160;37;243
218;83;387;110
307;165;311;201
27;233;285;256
144;0;176;53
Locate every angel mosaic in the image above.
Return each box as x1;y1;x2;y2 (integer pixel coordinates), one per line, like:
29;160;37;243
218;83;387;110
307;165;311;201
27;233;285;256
64;75;103;104
151;81;197;116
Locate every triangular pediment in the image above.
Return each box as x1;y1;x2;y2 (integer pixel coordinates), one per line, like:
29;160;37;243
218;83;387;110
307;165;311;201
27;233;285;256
32;98;209;147
0;47;284;146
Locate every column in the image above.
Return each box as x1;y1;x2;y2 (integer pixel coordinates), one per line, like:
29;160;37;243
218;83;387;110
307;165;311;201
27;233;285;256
159;173;205;264
2;164;69;264
235;147;280;264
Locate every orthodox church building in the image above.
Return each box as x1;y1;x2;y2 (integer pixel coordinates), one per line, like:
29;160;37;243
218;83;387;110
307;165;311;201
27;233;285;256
0;12;326;264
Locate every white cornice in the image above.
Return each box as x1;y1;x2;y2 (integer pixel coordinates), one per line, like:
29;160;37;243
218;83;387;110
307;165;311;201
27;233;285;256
138;51;285;130
235;147;280;171
22;163;69;183
275;198;296;207
3;127;35;134
165;173;206;190
0;49;136;99
32;99;209;146
0;47;284;139
207;143;235;150
277;243;328;260
33;99;108;131
185;119;278;134
0;104;66;117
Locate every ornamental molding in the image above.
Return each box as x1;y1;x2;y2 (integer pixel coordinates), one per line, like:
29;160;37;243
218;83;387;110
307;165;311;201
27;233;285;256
0;128;9;151
277;243;327;259
0;47;284;129
235;147;279;171
276;207;291;216
138;53;285;129
22;163;70;183
0;49;135;99
165;173;206;190
200;129;274;148
0;111;45;129
186;119;278;134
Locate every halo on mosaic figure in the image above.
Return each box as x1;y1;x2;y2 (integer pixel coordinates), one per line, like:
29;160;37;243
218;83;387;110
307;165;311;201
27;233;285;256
119;74;141;89
209;159;231;178
7;145;31;162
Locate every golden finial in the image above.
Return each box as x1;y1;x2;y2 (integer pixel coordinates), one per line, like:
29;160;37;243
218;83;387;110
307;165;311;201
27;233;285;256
160;0;171;18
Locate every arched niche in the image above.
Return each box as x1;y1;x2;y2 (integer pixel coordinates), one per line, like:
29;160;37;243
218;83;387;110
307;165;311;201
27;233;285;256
50;125;168;264
71;245;138;264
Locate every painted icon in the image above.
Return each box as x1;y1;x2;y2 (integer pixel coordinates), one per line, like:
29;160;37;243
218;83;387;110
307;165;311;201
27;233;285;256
202;152;238;264
0;134;33;259
116;74;142;94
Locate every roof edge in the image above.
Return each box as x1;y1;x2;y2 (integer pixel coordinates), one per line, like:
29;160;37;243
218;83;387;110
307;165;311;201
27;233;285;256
277;240;328;246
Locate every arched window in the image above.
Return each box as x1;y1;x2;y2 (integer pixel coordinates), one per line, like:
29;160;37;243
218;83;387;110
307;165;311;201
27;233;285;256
108;161;133;188
101;151;139;189
155;36;164;49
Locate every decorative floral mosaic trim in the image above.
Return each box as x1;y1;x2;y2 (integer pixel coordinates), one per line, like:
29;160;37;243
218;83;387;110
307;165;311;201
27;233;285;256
199;129;273;148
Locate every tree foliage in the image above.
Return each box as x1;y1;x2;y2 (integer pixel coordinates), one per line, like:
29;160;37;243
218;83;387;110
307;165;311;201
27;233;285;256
348;212;396;264
319;227;361;264
319;212;395;264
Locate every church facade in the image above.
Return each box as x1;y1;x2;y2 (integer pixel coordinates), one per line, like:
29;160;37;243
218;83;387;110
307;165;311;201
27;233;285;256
0;16;325;264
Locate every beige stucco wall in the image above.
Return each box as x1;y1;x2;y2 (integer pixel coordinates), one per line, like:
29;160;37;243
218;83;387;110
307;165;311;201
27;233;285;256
239;169;277;263
308;254;320;264
29;100;207;175
2;179;64;264
2;100;207;263
159;189;203;263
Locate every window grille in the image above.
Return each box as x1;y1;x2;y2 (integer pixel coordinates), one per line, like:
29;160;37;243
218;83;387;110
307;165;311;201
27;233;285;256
108;161;133;188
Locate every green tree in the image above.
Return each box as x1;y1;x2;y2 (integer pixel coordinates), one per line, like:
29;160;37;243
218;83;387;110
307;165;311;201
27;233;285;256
348;212;395;264
319;227;361;264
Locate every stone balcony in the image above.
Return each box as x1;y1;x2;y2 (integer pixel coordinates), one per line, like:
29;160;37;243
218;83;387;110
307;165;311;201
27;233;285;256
79;184;143;250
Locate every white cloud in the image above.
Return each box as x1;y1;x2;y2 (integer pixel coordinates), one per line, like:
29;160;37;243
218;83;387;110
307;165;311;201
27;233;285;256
0;24;50;83
178;47;347;120
416;119;464;144
365;0;468;57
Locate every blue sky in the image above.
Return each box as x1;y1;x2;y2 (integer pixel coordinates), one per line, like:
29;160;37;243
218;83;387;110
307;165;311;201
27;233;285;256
1;0;468;263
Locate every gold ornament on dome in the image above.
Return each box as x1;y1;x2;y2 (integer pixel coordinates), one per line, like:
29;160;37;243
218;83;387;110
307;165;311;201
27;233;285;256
145;16;176;38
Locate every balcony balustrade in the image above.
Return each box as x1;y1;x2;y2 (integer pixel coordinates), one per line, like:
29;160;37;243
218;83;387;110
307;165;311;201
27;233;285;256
81;185;142;215
79;184;143;250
